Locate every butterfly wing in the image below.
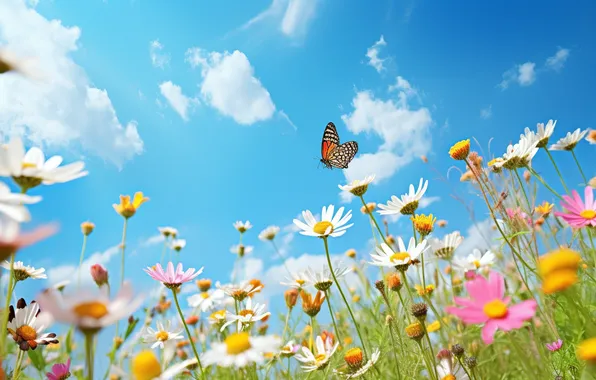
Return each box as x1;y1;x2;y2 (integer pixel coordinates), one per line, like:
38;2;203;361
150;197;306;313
327;141;358;169
321;122;340;160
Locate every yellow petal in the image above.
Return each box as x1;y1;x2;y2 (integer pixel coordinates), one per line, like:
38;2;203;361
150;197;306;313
132;192;148;208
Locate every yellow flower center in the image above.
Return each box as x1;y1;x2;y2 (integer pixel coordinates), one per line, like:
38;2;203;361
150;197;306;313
344;347;364;369
296;279;306;286
473;260;481;268
16;325;37;341
313;221;334;235
315;353;327;363
442;375;456;380
72;301;109;319
131;350;162;380
238;309;255;318
210;310;226;320
483;299;508;319
21;162;37;169
155;331;169;341
580;210;596;220
200;292;210;299
578;337;596;362
225;332;252;355
390;252;410;263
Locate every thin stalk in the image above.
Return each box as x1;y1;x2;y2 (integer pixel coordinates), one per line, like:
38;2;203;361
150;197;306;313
422;324;438;379
571;150;587;184
324;289;342;344
159;237;169;266
359;196;389;246
457;357;474;380
544;148;570;193
115;217;129;339
77;233;88;286
388;324;404;379
322;237;368;358
0;252;16;356
172;289;205;379
12;349;25;379
309;316;315;351
513;169;539;260
85;332;96;380
527;167;563;200
271;240;292;275
281;307;292;341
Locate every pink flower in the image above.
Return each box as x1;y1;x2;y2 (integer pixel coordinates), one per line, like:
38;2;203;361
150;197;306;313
0;218;58;262
445;271;537;344
554;186;596;228
46;358;71;380
546;339;563;352
506;207;532;225
90;264;108;286
144;262;203;289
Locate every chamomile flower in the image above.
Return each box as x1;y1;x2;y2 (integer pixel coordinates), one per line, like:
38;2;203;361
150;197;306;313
230;244;254;257
280;340;301;357
234;221;253;233
303;262;351;291
334;347;381;379
436;350;469;380
494;135;539;170
293;204;353;238
369;238;428;269
142;320;184;349
219;282;263;302
452;249;496;273
208;310;228;326
187;289;226;313
338;175;375;197
220;297;271;332
550;128;588;151
202;332;281;368
258;225;280;241
158;227;178;238
377;178;428;216
0;181;41;222
280;271;309;289
295;335;339;372
170;239;186;252
586;129;596;144
429;231;464;261
7;298;57;351
1;260;46;281
523;119;556;148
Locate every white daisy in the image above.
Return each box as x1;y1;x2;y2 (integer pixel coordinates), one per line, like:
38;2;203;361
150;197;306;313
293;204;353;238
452;248;496;273
158;227;178;238
187;289;225;313
208;310;227;326
550;128;588;151
230;244;254;256
220;297;271;332
304;262;352;291
36;281;144;333
334;348;381;379
0;181;41;222
170;239;186;252
142;320;184;349
218;282;263;302
377;178;428;216
586;129;596;144
280;271;308;289
295;336;339;372
258;225;280;241
111;350;198;380
201;332;281;368
369;238;428;268
1;260;46;281
233;221;252;233
7;298;58;351
494;135;539;170
523;119;556;148
280;340;301;358
436;355;469;380
0;137;88;191
53;280;70;292
429;231;464;261
338;174;375;197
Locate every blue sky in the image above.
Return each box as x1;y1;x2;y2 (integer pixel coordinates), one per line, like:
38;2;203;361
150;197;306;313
1;0;595;372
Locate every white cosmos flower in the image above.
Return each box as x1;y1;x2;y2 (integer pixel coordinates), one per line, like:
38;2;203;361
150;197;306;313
295;336;339;372
334;348;381;379
0;137;88;189
523;119;556;148
550;128;589;151
452;248;496;273
141;320;184;349
202;333;281;368
258;225;280;241
218;281;262;301
7;298;58;351
36;281;144;332
0;181;41;222
377;178;428;216
170;239;186;252
1;260;46;280
369;238;428;268
293;204;353;238
436;356;469;380
158;226;178;238
429;231;464;260
338;174;375;196
187;289;225;313
280;271;308;289
220;297;271;332
304;262;351;291
234;221;252;233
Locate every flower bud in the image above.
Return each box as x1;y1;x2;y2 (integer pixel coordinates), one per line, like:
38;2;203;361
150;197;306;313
185;315;199;326
90;264;109;286
81;221;95;236
284;289;298;309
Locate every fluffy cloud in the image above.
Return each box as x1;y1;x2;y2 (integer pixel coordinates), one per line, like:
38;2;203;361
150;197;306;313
240;0;320;38
499;47;569;90
0;0;143;167
149;39;170;69
340;85;432;184
366;35;387;73
454;218;498;256
185;48;276;125
46;245;120;286
545;47;570;71
159;81;198;121
480;105;493;119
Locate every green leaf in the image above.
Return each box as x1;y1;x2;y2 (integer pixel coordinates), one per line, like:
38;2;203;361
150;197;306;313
27;348;46;371
65;327;73;354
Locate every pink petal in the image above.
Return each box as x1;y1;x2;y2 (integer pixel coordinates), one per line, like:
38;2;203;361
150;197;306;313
481;320;499;344
465;275;492;304
445;306;489;324
572;190;585;209
487;271;505;300
166;262;175;281
585;186;594;209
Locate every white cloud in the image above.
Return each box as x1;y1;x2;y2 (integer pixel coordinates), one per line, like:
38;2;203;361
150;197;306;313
185;48;276;125
0;0;144;167
339;191;354;204
499;62;535;89
545;47;570;71
239;0;319;38
231;258;264;283
366;35;387;73
454;218;498;256
149;39;170;69
480;105;492;119
278;110;297;130
340;86;432;184
159;81;198;121
46;245;120;286
140;234;165;247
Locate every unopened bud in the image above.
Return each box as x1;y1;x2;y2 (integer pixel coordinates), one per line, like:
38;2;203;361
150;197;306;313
113;337;123;350
81;221;95;236
451;344;465;358
185;315;199;326
465;356;478;369
284;289;298;309
90;264;109;287
523;170;531;183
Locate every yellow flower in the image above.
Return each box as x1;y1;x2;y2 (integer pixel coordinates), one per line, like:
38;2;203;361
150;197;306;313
344;347;364;370
300;290;325;317
131;351;162;380
80;221;95;236
113;192;149;219
360;202;376;214
577;338;596;362
415;284;435;296
405;322;425;341
345;249;356;259
449;139;470;160
535;201;554;218
411;214;437;237
538;248;581;294
426;321;441;333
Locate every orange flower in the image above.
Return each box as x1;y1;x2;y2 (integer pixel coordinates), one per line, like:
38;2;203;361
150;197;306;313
300;290;325;317
113;192;149;218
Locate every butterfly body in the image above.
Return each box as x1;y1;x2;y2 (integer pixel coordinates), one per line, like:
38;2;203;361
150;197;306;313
320;122;358;169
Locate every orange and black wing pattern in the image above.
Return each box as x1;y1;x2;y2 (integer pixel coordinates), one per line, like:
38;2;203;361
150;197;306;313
320;122;358;169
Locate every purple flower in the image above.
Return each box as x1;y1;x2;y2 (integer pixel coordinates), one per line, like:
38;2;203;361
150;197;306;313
546;339;563;352
144;262;203;289
46;358;71;380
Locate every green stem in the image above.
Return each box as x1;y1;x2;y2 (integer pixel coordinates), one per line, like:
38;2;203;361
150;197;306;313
324;289;342;345
281;307;292;341
309;316;315;351
12;349;25;379
115;218;128;339
422;324;438;379
159;237;169;266
514;169;539;260
388;323;404;379
0;252;16;357
527;167;563;200
359;195;389;246
570;150;588;184
271;240;292;275
400;270;415;304
85;332;96;380
322;237;368;358
457;357;474;380
78;234;88;287
172;289;205;378
544;148;570;193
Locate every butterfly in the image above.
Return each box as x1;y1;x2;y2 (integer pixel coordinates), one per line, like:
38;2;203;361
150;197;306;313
320;122;358;169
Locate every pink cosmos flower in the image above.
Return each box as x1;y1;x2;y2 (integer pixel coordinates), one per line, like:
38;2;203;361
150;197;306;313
554;186;596;228
144;262;203;289
506;207;532;225
0;218;58;262
546;339;563;352
445;271;537;344
46;358;71;380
